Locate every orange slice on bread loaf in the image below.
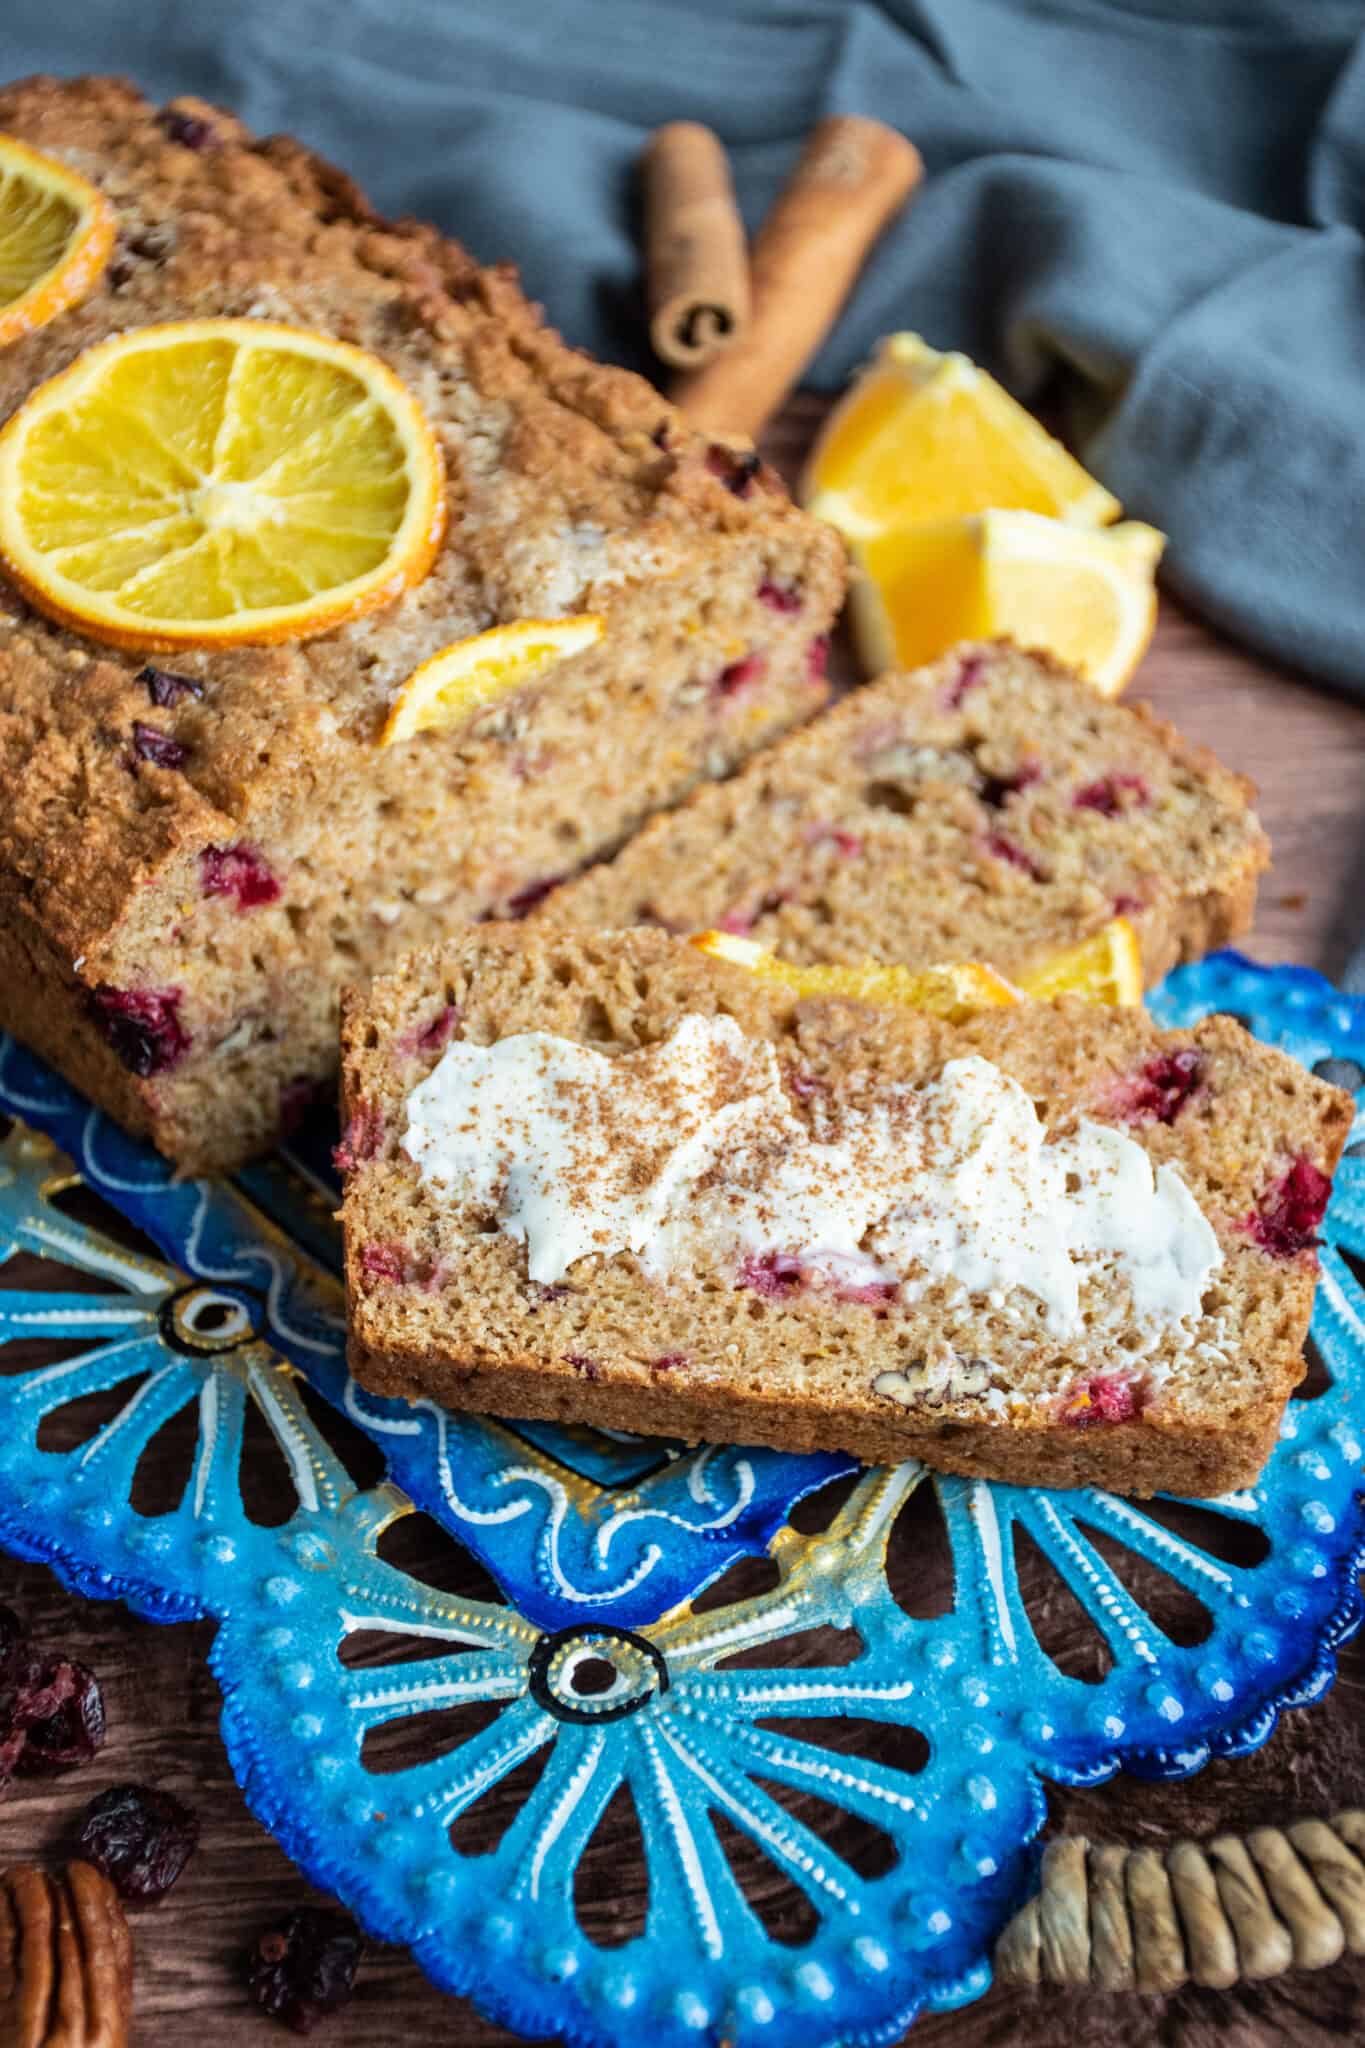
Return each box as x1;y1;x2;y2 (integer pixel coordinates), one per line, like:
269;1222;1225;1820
381;616;606;746
0;134;115;346
0;318;446;650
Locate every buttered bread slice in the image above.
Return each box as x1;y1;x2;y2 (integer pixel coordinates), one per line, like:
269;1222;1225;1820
339;928;1352;1497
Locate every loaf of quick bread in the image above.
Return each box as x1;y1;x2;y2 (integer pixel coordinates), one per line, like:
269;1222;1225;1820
0;76;843;1173
536;640;1268;987
338;928;1352;1496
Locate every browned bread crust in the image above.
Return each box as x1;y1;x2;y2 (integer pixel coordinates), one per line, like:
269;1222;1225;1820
0;76;844;1172
339;928;1352;1497
536;640;1269;987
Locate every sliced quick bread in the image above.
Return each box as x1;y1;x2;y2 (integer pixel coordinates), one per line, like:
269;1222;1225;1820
339;928;1352;1497
535;640;1268;988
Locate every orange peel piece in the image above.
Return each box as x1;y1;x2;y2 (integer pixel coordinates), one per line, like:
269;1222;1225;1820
691;931;1022;1022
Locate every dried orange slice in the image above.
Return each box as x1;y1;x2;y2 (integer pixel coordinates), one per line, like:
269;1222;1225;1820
852;512;1163;698
1015;917;1143;1006
0;318;446;651
692;931;1021;1022
0;134;115;346
382;616;606;746
802;332;1119;541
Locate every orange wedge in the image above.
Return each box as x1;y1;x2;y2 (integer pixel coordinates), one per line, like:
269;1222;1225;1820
382;615;606;746
802;332;1120;541
0;318;446;651
852;513;1163;698
1015;918;1143;1007
0;134;115;346
691;931;1021;1022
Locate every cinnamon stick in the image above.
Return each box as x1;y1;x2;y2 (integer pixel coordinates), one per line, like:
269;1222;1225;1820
670;115;922;438
642;123;751;370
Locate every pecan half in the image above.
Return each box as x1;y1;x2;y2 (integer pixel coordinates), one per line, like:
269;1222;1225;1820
0;1862;132;2048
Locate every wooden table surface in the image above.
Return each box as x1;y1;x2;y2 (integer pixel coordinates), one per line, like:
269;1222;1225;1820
3;393;1365;2046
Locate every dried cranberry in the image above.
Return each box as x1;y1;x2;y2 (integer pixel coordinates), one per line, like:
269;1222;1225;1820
246;1907;364;2034
978;760;1043;808
78;1782;198;1903
983;832;1044;879
333;1103;383;1173
737;1252;807;1298
652;1352;689;1372
565;1351;603;1381
715;652;765;698
1065;1374;1140;1427
159;108;215;150
719;886;789;935
806;635;830;683
1112;892;1144;917
88;984;191;1077
1116;1048;1204;1126
138;664;203;708
705;444;760;497
131;721;189;771
17;1658;106;1772
0;1645;42;1785
757;578;802;613
1246;1157;1333;1259
200;843;281;911
404;1003;459;1055
506;874;562;918
359;1244;406;1285
1074;773;1151;816
278;1077;320;1138
805;823;864;858
943;653;986;709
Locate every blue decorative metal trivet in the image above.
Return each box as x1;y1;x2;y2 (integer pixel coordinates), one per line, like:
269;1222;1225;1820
0;951;1360;2047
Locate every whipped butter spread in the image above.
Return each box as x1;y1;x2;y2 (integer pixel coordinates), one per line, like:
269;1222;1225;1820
402;1015;1222;1335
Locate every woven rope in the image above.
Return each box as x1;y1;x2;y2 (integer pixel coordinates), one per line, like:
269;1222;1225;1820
995;1811;1365;1991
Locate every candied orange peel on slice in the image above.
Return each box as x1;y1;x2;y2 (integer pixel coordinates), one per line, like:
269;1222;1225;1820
381;615;606;746
0;318;446;650
1014;917;1143;1006
0;133;116;347
693;916;1143;1016
691;931;1021;1022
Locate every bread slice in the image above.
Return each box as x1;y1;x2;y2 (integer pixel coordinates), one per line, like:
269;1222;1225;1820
0;77;843;1174
339;927;1352;1497
535;640;1268;988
